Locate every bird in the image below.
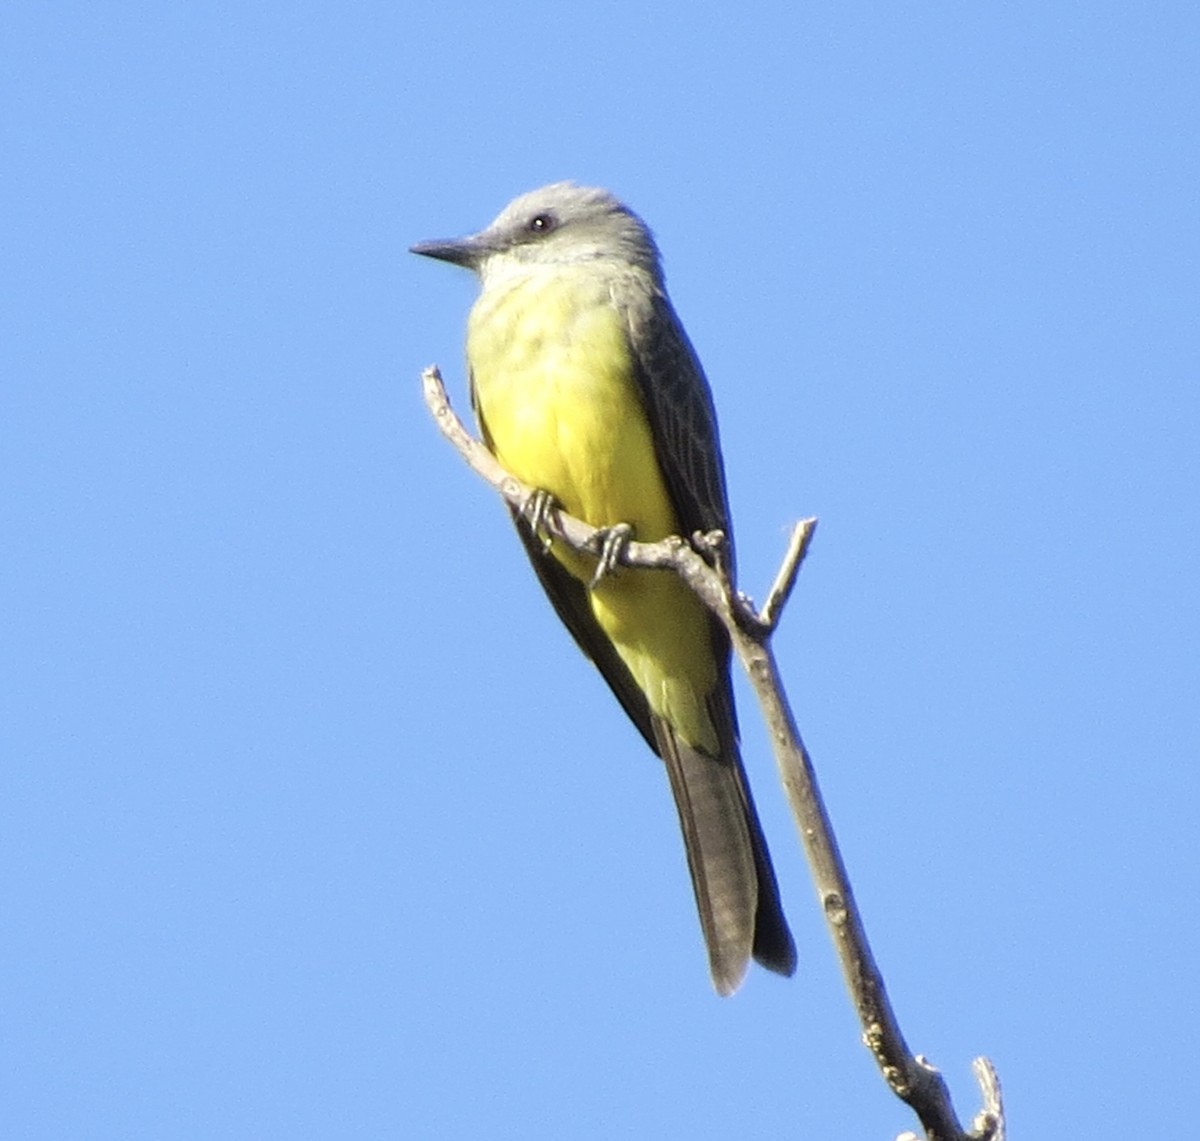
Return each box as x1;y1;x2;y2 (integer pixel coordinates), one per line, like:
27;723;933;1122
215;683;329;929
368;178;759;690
412;182;795;994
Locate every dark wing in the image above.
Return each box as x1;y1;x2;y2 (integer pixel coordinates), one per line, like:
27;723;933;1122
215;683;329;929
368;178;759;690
618;288;735;567
615;283;741;732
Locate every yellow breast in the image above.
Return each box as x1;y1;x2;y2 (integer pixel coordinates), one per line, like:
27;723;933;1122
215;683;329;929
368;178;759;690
468;268;678;540
467;265;717;749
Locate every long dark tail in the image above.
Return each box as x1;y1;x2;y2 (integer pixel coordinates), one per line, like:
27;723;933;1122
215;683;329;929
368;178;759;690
653;716;796;995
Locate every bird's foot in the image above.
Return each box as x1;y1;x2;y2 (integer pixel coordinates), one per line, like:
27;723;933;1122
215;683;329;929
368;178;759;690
589;523;634;589
521;488;558;552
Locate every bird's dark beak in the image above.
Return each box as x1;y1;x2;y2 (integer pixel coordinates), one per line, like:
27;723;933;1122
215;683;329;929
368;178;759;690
409;232;491;270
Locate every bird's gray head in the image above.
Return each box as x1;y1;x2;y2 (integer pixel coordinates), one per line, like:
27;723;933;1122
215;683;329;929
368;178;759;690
410;183;663;284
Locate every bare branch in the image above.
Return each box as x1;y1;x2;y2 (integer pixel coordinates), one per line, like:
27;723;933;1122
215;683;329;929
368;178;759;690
421;364;1002;1141
759;518;818;632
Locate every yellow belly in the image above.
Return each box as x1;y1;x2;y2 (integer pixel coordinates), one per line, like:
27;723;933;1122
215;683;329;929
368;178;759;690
468;268;718;751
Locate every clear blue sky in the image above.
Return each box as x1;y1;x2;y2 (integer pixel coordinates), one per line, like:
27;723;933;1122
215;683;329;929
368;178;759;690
3;3;1197;1137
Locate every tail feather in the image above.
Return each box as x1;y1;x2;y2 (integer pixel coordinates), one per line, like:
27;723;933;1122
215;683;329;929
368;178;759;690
653;716;796;995
745;791;798;978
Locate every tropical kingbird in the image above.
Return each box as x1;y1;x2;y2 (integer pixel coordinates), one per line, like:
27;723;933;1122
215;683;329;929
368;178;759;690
412;183;795;994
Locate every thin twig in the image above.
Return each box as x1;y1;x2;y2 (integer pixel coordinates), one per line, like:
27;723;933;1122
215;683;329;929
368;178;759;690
420;364;1001;1141
972;1058;1005;1141
759;519;818;633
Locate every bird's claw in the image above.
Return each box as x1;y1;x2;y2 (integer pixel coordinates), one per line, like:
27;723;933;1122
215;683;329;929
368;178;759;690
522;489;557;551
589;523;634;589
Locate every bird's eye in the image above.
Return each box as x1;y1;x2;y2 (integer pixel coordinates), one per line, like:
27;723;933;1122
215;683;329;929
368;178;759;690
527;212;557;234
